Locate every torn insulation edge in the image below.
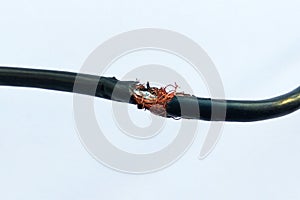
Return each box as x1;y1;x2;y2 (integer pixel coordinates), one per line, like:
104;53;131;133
130;82;190;118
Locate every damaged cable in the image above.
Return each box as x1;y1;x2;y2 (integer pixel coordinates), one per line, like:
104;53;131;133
0;66;299;122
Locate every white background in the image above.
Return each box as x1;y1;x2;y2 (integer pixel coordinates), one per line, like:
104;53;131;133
0;0;300;199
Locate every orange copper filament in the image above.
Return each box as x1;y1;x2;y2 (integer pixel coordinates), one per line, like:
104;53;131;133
131;82;178;116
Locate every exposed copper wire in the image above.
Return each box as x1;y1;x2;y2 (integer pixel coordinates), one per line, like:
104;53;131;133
131;82;179;116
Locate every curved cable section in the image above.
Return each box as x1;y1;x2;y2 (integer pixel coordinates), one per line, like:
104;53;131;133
0;66;299;122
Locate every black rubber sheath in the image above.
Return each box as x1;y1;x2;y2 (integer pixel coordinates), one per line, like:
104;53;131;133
0;66;299;122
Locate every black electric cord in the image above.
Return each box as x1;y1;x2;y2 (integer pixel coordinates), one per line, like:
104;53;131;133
0;66;299;122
